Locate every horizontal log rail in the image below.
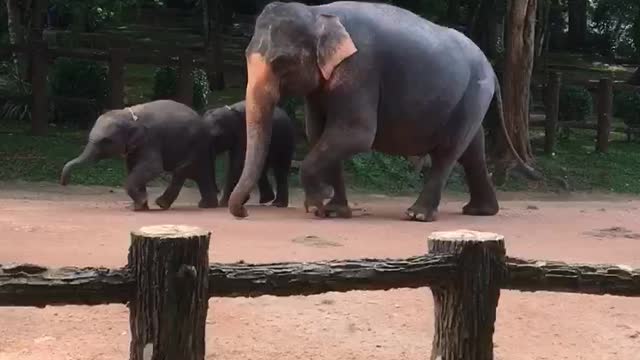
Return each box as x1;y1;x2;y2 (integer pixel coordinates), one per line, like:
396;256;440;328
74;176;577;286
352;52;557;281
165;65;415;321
2;254;639;307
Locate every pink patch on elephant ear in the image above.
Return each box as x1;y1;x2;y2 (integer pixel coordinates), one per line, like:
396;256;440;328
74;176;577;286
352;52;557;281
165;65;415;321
316;14;358;80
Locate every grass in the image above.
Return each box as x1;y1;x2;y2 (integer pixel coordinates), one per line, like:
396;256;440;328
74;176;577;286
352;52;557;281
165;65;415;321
1;121;639;197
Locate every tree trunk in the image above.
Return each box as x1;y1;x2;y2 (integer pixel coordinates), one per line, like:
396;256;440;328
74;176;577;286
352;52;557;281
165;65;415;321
470;0;500;59
6;0;28;80
204;0;225;91
447;0;460;24
567;0;587;50
497;0;538;166
629;67;640;85
128;225;210;360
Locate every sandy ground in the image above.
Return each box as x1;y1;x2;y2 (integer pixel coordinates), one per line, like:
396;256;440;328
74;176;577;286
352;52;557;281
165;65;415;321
0;181;639;360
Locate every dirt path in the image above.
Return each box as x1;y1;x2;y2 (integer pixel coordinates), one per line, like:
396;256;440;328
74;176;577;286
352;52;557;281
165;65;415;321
0;182;639;359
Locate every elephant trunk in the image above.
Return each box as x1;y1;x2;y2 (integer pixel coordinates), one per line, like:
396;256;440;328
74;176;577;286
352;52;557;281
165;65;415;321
228;54;279;218
60;143;98;185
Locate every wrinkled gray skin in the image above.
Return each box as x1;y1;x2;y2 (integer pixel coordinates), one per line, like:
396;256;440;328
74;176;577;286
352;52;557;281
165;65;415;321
60;99;218;211
203;101;295;208
228;1;538;221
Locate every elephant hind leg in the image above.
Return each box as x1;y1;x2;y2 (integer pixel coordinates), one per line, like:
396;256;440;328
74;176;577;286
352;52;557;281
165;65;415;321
406;78;495;222
271;150;293;208
156;173;187;210
405;150;457;222
258;167;276;204
194;163;219;209
459;127;498;216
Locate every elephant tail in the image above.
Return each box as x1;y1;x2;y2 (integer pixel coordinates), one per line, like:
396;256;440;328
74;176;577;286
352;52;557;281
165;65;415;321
493;76;544;181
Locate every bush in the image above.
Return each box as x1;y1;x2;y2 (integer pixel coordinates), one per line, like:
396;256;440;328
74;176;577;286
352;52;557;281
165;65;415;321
345;152;422;193
0;62;31;123
152;66;210;111
614;90;640;127
48;58;108;128
559;85;593;122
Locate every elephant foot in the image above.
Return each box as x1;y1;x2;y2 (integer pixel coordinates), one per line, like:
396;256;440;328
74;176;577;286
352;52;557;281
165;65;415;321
132;201;150;212
322;199;352;218
259;191;276;204
405;205;437;222
155;196;173;210
462;201;499;216
304;193;326;217
198;197;219;209
271;197;289;208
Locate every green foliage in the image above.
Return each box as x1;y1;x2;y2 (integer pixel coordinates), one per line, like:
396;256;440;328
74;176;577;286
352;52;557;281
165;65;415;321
535;130;640;194
613;90;640;127
345;152;422;194
152;66;210;111
559;85;593;122
48;58;108;127
0;63;31;123
590;0;640;58
50;0;140;31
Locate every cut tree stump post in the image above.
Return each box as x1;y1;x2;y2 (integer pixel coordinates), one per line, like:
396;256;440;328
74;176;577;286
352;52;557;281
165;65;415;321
177;51;194;107
30;40;49;136
107;48;126;110
128;225;211;360
427;230;506;360
596;78;613;153
544;71;561;155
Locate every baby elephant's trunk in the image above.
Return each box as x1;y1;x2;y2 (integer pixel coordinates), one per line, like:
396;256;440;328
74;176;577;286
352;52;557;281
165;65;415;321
60;144;97;185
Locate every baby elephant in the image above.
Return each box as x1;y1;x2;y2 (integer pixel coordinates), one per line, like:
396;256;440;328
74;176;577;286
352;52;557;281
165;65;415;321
60;99;218;211
203;101;295;208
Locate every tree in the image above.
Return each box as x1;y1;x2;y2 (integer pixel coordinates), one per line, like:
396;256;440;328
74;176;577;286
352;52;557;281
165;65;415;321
202;0;225;90
495;0;538;176
567;0;588;50
6;0;31;81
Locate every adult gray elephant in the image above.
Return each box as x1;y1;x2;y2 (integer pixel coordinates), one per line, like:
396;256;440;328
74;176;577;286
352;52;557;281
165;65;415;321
60;99;218;211
202;101;295;208
228;1;539;222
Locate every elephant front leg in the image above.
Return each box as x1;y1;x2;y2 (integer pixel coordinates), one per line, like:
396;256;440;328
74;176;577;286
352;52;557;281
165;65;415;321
124;154;162;211
316;163;352;218
300;126;373;219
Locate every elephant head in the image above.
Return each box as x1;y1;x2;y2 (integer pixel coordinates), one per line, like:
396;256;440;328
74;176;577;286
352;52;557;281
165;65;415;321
60;108;145;185
228;2;357;217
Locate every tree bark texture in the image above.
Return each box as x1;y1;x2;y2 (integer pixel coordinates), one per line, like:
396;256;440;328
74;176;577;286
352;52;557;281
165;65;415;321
176;51;194;107
567;0;587;49
428;230;506;360
204;0;225;90
29;40;48;136
596;78;613;153
6;0;29;80
499;0;538;163
128;225;210;360
2;251;639;308
544;71;561;155
107;48;126;110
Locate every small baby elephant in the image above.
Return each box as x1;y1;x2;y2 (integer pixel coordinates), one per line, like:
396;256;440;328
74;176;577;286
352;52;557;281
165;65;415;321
203;101;295;208
60;99;218;211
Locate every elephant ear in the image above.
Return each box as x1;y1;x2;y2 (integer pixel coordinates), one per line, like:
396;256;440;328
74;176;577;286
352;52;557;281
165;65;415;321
315;14;358;81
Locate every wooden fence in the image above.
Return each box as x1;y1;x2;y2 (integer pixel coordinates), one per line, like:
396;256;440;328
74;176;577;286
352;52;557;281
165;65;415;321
0;43;222;135
531;72;640;154
1;226;638;359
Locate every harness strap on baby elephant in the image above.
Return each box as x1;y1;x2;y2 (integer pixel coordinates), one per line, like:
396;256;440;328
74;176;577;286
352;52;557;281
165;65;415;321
125;107;139;121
